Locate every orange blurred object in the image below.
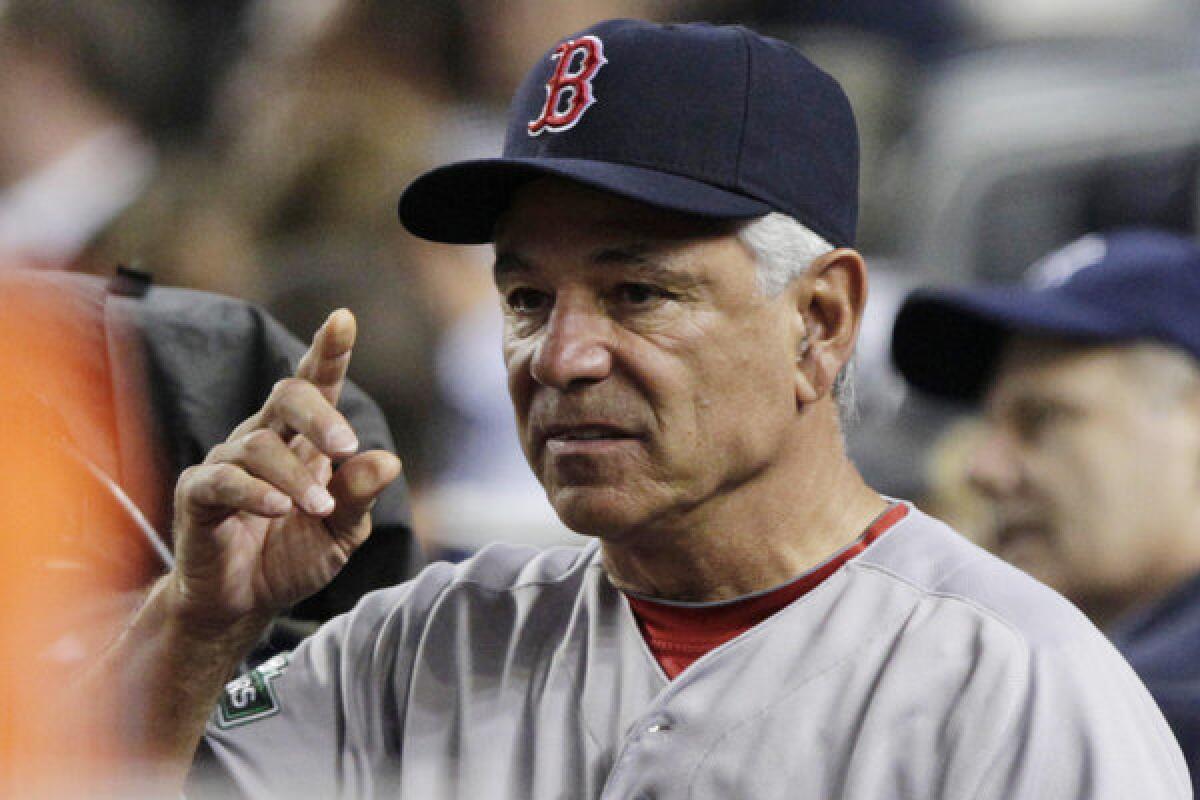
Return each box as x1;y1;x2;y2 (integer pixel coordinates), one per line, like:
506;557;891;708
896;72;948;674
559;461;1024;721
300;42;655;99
0;271;164;796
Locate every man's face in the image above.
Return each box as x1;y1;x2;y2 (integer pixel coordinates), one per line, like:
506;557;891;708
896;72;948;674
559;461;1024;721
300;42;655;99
968;337;1200;614
493;179;802;539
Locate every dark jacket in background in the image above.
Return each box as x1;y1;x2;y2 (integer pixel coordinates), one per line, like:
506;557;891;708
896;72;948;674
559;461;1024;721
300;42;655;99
3;267;421;655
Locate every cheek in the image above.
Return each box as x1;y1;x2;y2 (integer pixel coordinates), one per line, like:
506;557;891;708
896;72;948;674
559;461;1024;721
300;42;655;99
1135;412;1200;482
1044;444;1106;511
1043;435;1140;554
503;339;536;424
1112;417;1200;537
680;337;796;452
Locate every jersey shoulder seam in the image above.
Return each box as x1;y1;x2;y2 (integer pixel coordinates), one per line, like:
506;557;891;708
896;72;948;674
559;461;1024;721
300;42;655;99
846;559;1032;797
848;560;1030;648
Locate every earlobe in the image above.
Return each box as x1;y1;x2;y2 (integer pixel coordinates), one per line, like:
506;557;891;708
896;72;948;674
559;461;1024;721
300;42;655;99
792;313;819;405
794;331;819;404
792;248;868;407
794;334;839;406
795;369;820;405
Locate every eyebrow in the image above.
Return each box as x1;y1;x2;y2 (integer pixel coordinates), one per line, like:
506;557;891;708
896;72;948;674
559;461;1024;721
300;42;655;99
493;251;530;282
493;242;703;289
988;391;1087;423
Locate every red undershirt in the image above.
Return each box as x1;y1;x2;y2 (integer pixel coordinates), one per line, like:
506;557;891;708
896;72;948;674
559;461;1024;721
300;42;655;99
623;503;909;680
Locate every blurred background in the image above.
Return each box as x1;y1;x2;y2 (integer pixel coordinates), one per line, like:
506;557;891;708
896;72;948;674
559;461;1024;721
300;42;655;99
4;0;1200;558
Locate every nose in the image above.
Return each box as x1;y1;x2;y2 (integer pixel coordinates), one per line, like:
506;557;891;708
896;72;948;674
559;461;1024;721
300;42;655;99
965;424;1023;500
529;295;613;390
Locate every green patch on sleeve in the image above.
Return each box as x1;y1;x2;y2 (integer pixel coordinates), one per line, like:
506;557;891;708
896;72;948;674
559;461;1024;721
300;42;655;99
216;653;290;729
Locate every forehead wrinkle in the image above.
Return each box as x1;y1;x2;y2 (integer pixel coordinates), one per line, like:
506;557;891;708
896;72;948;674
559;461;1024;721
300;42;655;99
492;239;707;290
589;242;704;289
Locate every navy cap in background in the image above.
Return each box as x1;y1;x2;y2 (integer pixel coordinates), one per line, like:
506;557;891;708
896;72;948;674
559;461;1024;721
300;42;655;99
892;229;1200;402
399;18;859;247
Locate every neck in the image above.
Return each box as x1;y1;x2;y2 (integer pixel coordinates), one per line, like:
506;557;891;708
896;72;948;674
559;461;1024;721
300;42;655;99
601;409;887;602
1089;545;1200;629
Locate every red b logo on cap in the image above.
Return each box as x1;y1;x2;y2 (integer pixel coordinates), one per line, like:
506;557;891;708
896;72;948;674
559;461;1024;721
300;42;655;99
528;36;607;136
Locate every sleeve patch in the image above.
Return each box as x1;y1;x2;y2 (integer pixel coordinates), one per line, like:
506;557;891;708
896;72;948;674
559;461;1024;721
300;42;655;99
216;653;290;729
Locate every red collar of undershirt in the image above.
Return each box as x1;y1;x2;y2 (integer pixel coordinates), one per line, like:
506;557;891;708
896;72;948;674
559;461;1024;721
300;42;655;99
623;502;909;679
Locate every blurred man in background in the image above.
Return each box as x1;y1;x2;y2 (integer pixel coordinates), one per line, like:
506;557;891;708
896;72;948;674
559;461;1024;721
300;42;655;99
893;229;1200;786
0;1;183;271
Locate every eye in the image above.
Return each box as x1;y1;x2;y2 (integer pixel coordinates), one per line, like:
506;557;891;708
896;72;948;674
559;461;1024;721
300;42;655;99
614;282;672;307
505;288;551;314
1010;400;1070;444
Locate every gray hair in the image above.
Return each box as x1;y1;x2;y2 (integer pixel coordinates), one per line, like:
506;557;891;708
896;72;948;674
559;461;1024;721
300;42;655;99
737;212;857;425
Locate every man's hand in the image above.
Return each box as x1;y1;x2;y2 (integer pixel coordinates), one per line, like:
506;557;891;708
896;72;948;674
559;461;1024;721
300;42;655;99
168;309;402;629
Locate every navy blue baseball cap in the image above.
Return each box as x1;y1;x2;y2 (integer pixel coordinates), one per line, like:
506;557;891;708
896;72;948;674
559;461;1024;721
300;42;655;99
892;230;1200;402
398;19;859;247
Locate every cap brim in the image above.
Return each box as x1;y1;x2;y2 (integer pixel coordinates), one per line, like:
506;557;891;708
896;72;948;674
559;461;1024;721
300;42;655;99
398;157;772;244
892;286;1130;402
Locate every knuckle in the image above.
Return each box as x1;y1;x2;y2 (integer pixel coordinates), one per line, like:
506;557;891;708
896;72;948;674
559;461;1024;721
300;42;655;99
270;378;321;421
269;377;301;405
182;465;227;506
176;465;203;496
210;462;244;489
203;441;232;465
213;477;251;507
242;428;278;456
274;376;309;400
292;449;321;478
288;432;315;455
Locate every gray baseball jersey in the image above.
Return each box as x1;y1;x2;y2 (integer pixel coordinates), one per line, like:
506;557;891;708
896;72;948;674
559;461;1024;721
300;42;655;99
195;506;1190;798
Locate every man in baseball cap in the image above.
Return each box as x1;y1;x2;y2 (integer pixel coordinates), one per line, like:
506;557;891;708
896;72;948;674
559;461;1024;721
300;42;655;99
102;21;1185;797
894;228;1200;785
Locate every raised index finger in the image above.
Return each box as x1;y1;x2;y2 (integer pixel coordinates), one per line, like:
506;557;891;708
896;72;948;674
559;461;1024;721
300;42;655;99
296;308;357;406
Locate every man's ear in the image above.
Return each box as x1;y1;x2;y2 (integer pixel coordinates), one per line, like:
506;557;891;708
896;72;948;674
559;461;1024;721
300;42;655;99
793;248;868;406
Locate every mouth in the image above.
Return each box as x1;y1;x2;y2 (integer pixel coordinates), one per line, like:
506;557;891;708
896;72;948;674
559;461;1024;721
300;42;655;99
540;423;643;452
993;519;1048;552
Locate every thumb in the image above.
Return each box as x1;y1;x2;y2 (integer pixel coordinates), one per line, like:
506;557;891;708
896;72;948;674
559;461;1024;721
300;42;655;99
324;450;402;547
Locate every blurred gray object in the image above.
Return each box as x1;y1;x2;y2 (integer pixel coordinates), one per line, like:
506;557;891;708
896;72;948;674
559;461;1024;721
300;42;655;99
893;36;1200;285
843;260;968;501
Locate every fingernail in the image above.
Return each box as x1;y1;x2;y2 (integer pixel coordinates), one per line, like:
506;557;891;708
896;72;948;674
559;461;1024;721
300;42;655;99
327;425;359;454
304;485;336;515
265;490;292;515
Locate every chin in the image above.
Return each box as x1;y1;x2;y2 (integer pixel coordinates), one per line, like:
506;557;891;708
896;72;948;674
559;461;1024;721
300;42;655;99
548;486;651;540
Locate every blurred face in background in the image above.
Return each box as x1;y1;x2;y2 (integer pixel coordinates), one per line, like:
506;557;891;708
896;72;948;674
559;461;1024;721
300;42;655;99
967;336;1200;623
